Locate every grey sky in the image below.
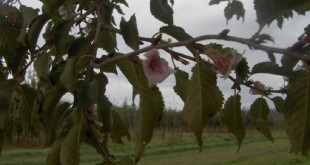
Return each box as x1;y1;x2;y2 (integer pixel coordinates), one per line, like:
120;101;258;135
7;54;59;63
21;0;310;109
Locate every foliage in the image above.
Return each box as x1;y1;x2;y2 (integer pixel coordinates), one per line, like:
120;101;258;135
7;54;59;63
0;0;309;164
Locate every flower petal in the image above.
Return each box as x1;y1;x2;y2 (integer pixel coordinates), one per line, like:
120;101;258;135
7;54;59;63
142;49;174;87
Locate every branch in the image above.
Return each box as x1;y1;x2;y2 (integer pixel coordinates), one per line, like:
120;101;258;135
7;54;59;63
94;34;310;68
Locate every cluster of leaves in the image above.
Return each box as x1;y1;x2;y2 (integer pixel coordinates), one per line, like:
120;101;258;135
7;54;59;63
0;0;309;164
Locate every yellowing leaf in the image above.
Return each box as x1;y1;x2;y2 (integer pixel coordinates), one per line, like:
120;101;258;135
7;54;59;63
219;95;245;152
60;125;82;165
182;61;223;151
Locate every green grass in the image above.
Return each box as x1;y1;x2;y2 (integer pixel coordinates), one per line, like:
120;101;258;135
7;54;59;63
0;132;309;165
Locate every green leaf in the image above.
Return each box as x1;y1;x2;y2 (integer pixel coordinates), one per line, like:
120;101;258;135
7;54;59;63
18;84;37;135
150;0;174;25
41;86;67;146
271;96;286;115
173;68;189;102
95;74;112;133
0;81;15;129
99;30;117;52
131;62;164;162
219;95;245;152
0;22;21;56
99;55;118;75
46;141;61;165
209;0;228;5
254;0;310;29
224;0;245;22
285;70;310;155
119;157;135;165
250;97;274;143
160;26;195;54
236;57;250;82
54;20;74;56
60;57;79;91
281;54;299;73
251;62;289;77
68;37;92;58
19;5;39;45
60;124;82;165
34;54;50;78
116;58;140;98
110;110;131;143
41;0;66;16
182;61;223;151
120;15;139;50
72;80;99;110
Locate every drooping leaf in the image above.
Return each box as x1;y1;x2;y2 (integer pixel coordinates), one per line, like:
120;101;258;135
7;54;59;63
224;0;245;22
120;15;139;50
160;26;195;54
150;0;174;25
128;62;164;162
110;110;131;143
0;81;15;129
60;124;82;165
18;84;37;135
251;62;289;77
68;37;92;58
60;56;79;91
173;68;189;102
119;157;135;165
54;20;74;56
285;70;310;155
250;97;274;143
95;74;113;134
254;0;310;29
182;60;223;151
18;5;39;45
46;141;61;165
41;86;67;146
219;95;245;152
34;54;50;78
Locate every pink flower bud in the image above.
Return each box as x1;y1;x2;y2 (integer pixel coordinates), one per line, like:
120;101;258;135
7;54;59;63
209;50;242;79
142;49;175;87
249;81;266;95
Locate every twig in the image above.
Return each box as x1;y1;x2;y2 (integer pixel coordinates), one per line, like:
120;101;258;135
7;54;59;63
75;6;96;25
93;34;310;68
228;76;287;94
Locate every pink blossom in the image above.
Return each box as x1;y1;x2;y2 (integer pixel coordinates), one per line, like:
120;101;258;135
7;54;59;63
209;50;242;79
143;49;175;87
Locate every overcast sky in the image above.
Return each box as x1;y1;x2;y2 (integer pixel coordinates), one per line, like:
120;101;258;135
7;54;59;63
22;0;310;110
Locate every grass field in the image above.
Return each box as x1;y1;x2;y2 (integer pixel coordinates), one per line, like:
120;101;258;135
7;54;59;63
0;131;309;165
